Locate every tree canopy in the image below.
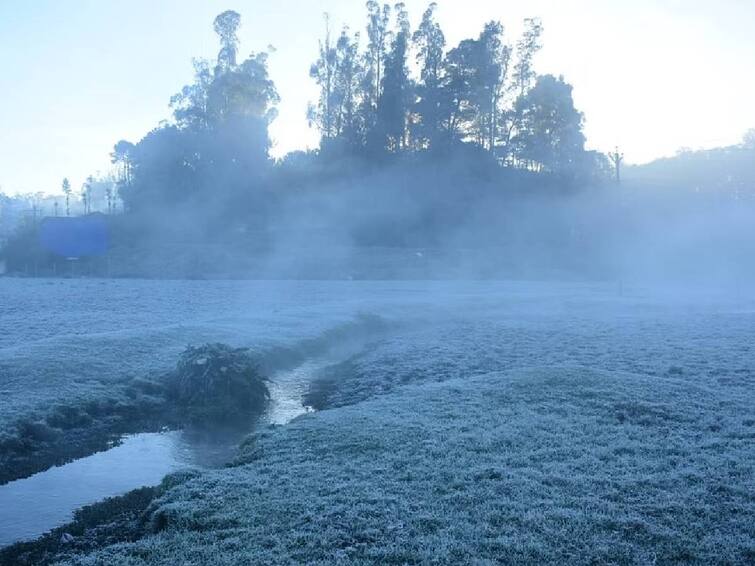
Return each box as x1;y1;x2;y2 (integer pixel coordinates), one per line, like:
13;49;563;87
306;5;589;177
107;4;603;240
118;11;278;215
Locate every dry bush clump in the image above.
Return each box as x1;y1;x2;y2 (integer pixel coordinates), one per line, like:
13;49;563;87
170;344;269;423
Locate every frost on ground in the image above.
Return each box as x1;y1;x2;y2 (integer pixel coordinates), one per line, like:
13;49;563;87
2;279;754;564
53;367;754;565
0;279;395;481
0;279;395;429
307;297;755;410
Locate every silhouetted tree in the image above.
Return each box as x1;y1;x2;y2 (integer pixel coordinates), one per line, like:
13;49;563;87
333;29;364;147
61;178;71;216
105;185;114;214
203;12;276;225
120;11;278;213
214;10;241;72
441;38;481;143
361;2;392;141
310;18;363;147
102;3;603;248
111;140;135;183
412;3;447;149
122;126;201;210
170;60;213;130
82;176;94;214
496;18;543;160
309;16;339;141
513;18;543;98
374;3;413;152
206;51;278;124
511;75;586;174
471;22;511;153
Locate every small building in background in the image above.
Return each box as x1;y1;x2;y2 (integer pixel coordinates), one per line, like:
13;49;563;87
39;214;110;259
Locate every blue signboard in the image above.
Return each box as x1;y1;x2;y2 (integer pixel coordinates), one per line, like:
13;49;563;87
39;215;109;258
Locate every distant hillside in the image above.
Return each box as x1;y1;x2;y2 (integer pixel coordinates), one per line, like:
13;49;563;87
626;143;755;196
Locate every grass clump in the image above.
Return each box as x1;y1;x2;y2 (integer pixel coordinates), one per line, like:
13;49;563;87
168;343;269;424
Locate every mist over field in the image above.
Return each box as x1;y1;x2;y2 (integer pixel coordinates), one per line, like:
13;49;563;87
1;2;754;565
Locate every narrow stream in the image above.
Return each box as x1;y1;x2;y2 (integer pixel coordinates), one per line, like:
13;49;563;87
0;359;322;547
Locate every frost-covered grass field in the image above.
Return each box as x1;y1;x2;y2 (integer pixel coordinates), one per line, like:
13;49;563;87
2;278;755;564
0;279;396;480
0;278;397;429
56;367;755;565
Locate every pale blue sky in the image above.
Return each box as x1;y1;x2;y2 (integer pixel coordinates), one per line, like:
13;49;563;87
1;0;754;195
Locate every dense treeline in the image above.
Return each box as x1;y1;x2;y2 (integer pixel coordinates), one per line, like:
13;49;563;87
307;3;596;173
106;5;606;235
7;4;754;280
110;10;278;219
626;140;755;198
18;4;755;279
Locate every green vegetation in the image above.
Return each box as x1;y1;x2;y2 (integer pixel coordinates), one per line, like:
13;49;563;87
168;344;270;424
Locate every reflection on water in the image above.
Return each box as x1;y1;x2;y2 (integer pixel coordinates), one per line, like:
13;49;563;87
0;359;323;547
0;432;186;547
264;359;318;425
